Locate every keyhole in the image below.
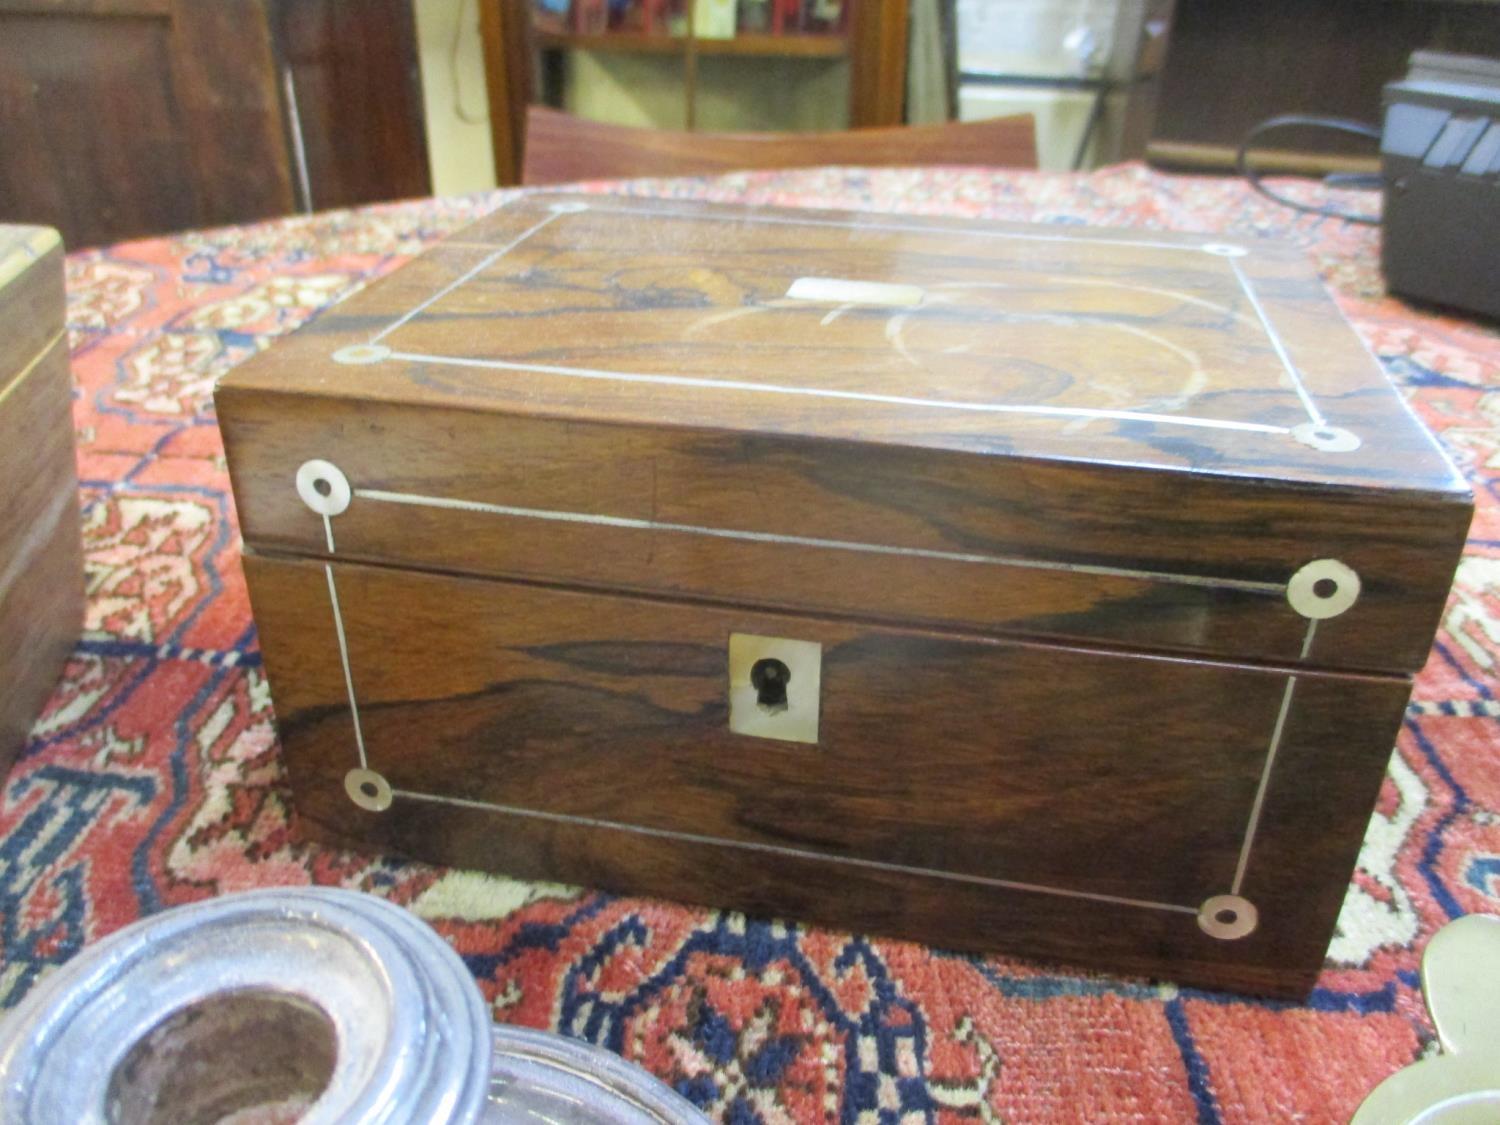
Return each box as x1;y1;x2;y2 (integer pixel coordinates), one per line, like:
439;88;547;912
750;658;791;713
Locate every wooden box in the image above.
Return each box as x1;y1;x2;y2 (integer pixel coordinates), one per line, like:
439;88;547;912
218;195;1472;997
0;226;84;773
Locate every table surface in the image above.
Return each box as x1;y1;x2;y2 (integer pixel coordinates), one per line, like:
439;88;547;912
4;163;1498;1124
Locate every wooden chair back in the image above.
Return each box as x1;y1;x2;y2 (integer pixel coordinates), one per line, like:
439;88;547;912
521;106;1037;185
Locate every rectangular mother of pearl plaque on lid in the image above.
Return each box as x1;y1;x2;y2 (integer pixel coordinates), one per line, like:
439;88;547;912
218;194;1471;997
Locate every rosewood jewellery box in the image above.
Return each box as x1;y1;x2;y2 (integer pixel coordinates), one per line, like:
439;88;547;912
217;194;1471;998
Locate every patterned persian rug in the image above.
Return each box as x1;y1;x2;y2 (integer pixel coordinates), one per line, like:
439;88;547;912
3;164;1497;1123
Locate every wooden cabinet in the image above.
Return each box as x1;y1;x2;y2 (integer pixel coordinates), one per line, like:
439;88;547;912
0;0;431;248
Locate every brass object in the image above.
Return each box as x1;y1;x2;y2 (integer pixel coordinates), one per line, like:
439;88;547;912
1351;914;1500;1124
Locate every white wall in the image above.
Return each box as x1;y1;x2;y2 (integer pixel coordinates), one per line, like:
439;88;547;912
413;0;499;195
566;53;849;132
958;86;1108;171
957;0;1121;77
956;0;1146;170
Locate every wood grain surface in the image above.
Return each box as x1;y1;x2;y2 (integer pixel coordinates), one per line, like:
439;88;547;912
219;194;1465;487
245;552;1414;997
0;228;84;773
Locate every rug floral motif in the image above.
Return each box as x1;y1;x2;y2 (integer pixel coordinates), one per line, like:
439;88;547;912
4;165;1498;1123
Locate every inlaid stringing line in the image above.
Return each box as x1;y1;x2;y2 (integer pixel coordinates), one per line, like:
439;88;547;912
565;200;1202;254
352;486;1289;595
385;350;1293;437
369;210;563;345
281;67;313;215
0;328;66;407
1231;618;1316;896
1227;256;1326;428
390;786;1202;917
321;512;335;554
1345;308;1467;486
1299;619;1319;662
323;557;369;770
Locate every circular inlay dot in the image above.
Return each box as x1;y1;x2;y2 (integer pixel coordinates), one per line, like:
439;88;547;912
1198;895;1259;940
1291;422;1362;453
295;459;351;517
1287;558;1361;620
344;768;393;812
332;344;392;366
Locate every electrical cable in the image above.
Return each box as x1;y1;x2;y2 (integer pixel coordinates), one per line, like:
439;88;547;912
451;0;490;125
1071;86;1107;171
1235;114;1382;225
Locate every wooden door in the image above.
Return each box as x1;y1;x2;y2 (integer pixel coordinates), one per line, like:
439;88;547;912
0;0;295;248
0;0;432;249
272;0;432;213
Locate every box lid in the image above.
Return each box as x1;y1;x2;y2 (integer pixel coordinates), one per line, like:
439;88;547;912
217;194;1472;675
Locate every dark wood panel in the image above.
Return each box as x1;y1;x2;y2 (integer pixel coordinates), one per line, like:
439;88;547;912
0;0;293;246
1150;0;1500;173
168;0;296;229
0;0;430;246
274;0;431;209
245;552;1414;997
521;106;1035;183
0;11;202;247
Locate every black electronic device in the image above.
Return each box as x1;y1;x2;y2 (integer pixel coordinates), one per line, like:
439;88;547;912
1381;51;1500;321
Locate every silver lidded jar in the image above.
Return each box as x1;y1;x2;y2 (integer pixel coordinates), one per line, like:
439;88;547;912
0;886;709;1124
